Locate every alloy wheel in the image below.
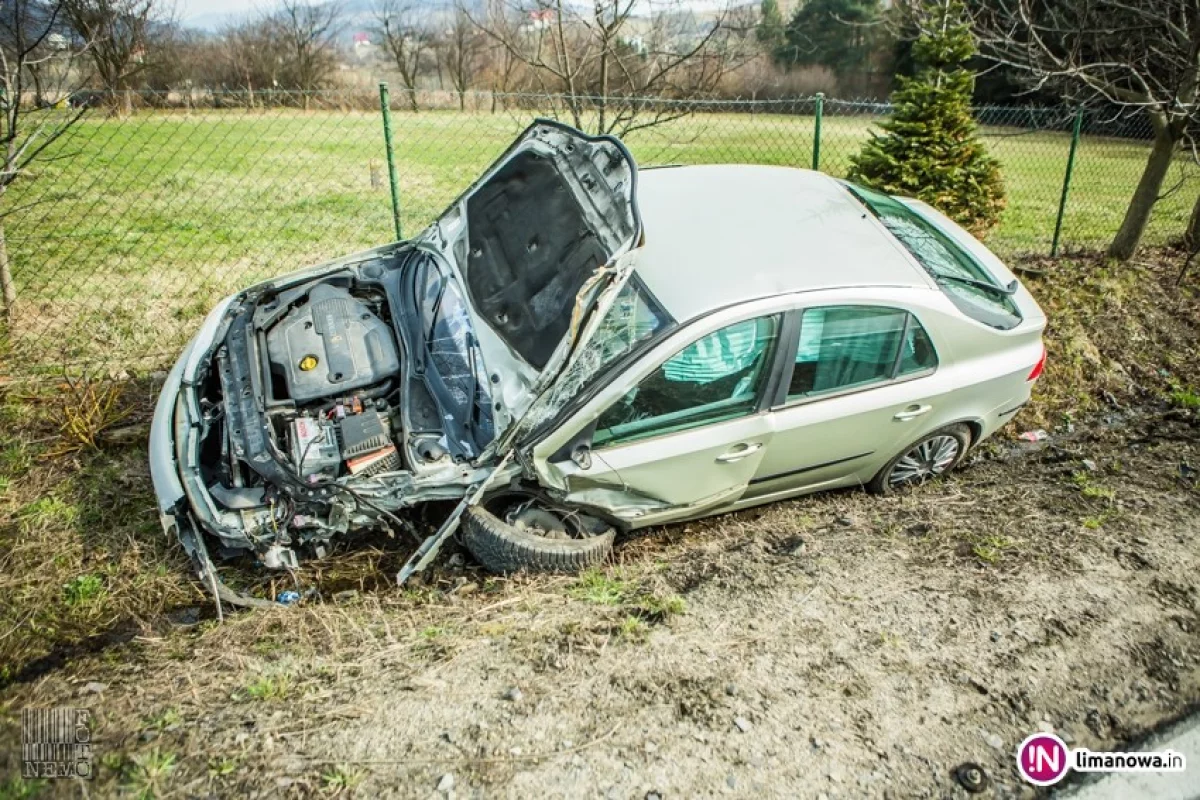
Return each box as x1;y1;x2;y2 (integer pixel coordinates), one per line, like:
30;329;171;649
888;434;961;487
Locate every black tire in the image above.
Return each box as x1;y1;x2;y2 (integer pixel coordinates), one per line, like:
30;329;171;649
867;423;973;495
462;505;615;574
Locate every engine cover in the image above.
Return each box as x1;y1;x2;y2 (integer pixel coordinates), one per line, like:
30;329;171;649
266;284;400;403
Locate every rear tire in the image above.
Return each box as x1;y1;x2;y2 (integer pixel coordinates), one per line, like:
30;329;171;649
867;423;972;495
462;503;615;574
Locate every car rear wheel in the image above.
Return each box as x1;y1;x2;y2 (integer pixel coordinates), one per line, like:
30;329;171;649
867;423;972;494
462;495;615;574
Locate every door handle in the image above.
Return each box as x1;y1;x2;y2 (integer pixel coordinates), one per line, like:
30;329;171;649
716;442;763;463
893;404;932;421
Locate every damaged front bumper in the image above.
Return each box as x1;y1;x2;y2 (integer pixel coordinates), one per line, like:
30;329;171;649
149;297;278;608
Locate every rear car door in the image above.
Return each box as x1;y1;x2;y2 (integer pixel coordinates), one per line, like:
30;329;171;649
533;311;787;526
742;303;946;501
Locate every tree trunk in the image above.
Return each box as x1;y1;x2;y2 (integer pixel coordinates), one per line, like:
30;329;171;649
0;217;15;323
598;48;608;134
1108;119;1179;260
1184;193;1200;252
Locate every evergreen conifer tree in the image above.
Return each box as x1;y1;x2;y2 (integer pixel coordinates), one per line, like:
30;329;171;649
848;0;1004;234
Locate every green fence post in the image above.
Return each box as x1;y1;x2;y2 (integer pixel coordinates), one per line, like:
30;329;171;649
379;82;402;241
812;92;824;172
1051;107;1084;257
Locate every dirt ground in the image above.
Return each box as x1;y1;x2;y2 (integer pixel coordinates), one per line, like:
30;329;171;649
2;404;1198;798
2;249;1200;798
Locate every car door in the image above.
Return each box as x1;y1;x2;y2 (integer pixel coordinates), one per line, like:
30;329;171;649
741;304;944;503
532;311;788;526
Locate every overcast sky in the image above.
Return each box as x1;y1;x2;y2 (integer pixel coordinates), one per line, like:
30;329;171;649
176;0;264;25
178;0;247;16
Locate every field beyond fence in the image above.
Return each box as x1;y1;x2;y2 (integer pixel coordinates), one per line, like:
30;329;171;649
1;90;1192;380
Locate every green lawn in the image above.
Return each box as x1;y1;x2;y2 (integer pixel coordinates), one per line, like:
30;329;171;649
2;107;1191;375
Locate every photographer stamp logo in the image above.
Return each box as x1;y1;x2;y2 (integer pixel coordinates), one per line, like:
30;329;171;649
22;708;93;779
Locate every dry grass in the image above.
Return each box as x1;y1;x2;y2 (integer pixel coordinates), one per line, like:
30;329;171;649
46;377;132;457
1020;246;1200;428
0;379;200;682
5;408;1195;796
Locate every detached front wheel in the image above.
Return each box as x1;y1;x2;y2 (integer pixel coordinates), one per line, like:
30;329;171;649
867;423;972;494
462;495;615;574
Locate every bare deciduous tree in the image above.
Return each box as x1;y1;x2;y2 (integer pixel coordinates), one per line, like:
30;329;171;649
471;0;752;136
974;0;1200;260
220;16;289;106
438;5;485;110
61;0;162;115
275;0;344;109
0;0;90;320
375;0;430;112
482;0;524;110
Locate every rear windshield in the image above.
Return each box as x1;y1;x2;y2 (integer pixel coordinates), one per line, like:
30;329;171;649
844;183;1021;330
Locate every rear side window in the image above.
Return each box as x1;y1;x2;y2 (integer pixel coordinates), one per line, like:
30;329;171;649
899;318;937;375
788;307;937;400
844;183;1021;330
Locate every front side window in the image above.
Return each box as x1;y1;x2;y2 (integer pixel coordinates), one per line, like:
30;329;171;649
594;315;781;447
844;182;1021;330
788;306;936;400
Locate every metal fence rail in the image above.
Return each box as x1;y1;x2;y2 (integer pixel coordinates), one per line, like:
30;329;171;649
0;90;1193;380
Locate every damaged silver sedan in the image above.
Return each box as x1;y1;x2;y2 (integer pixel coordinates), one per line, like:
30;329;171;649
150;120;1046;605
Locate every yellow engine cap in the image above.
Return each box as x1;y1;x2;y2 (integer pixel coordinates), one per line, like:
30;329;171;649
298;355;319;372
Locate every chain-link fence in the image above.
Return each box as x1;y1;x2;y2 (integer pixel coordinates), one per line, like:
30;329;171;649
1;90;1193;380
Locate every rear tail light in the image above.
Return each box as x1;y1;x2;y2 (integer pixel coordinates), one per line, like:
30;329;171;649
1027;344;1046;381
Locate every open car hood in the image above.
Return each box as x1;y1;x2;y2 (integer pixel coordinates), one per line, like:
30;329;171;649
414;119;641;440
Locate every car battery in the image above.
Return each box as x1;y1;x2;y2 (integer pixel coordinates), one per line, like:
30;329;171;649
290;416;341;481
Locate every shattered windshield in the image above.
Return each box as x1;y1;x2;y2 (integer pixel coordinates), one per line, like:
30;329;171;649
518;274;672;434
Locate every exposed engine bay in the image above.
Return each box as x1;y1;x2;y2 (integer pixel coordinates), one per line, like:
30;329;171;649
189;247;498;569
155;120;643;597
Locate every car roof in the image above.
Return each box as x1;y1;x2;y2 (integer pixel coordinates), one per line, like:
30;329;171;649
633;165;934;323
